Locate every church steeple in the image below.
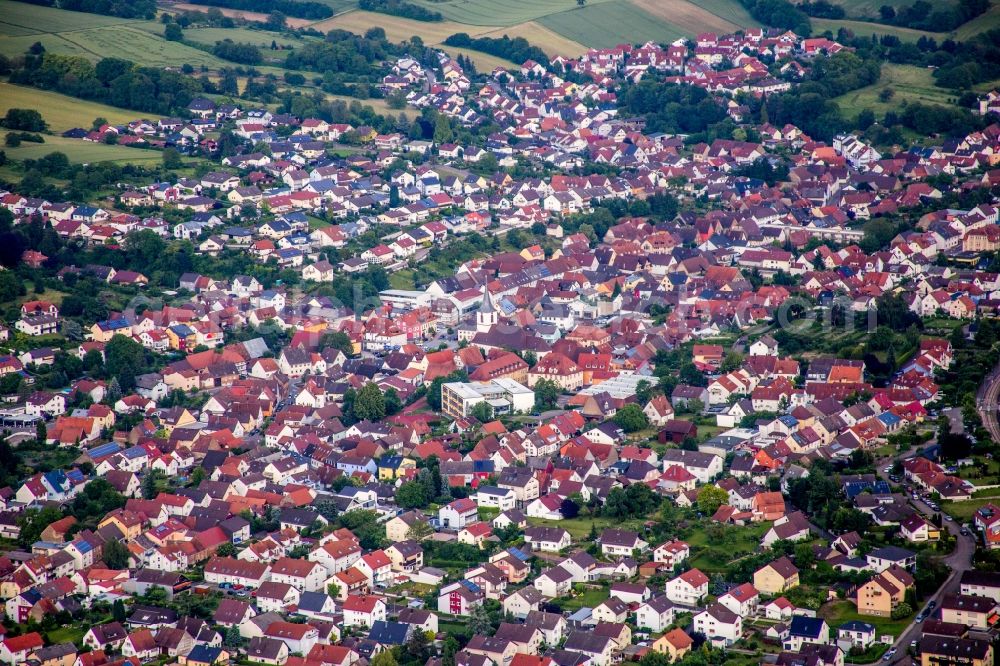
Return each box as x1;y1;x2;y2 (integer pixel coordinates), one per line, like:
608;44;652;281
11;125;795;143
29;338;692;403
477;285;498;332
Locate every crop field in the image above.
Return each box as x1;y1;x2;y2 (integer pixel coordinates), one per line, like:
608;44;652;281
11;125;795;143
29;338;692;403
0;131;165;164
956;3;1000;40
538;1;686;49
0;2;228;67
412;0;622;27
630;0;748;35
0;83;147;132
833;64;958;119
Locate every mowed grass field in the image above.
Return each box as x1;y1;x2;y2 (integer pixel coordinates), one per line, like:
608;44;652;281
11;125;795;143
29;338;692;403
834;63;961;119
830;0;957;19
0;82;146;132
0;131;165;164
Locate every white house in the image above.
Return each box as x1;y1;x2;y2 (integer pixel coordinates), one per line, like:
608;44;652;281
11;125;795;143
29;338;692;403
694;604;743;646
666;569;709;606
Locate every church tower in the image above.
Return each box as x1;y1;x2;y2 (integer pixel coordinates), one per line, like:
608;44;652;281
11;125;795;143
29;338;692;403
477;286;499;332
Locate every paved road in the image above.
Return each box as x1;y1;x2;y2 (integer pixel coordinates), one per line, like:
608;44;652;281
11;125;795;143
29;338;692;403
977;359;1000;443
861;454;976;666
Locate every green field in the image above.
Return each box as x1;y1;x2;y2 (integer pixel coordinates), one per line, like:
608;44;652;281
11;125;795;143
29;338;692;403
412;0;621;27
820;600;913;637
0;82;147;132
539;1;686;49
829;0;958;19
0;2;229;67
0;131;166;164
834;64;958;119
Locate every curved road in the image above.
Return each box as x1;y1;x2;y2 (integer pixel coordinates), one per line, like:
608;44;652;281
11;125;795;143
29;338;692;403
977;360;1000;443
855;456;976;666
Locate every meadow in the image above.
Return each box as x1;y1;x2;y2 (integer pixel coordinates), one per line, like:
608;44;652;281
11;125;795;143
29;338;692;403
833;64;960;119
0;82;147;132
0;131;166;165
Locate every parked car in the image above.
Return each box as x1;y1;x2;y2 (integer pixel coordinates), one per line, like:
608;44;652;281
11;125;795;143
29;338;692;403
883;648;897;661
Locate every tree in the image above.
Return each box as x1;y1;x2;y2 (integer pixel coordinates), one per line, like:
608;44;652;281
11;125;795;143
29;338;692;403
142;471;160;500
577;0;586;5
105;335;146;391
696;485;729;515
560;496;580;519
533;378;560;412
112;599;127;622
371;651;398;666
216;542;236;557
162;147;183;169
223;625;244;649
470;401;493;422
35;420;46;445
396;481;429;510
891;602;913;620
613;404;649;433
407;520;433;541
635;380;653;404
353;383;386;422
103;539;131;569
164;22;183;41
18;505;63;547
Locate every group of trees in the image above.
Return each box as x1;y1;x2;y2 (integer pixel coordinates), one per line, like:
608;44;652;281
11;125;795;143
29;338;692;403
444;34;549;67
190;0;333;20
9;51;207;116
740;0;811;34
619;82;729;135
212;40;263;65
876;0;988;32
358;0;443;22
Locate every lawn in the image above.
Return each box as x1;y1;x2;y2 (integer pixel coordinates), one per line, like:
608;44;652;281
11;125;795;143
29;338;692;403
685;522;770;574
0;82;146;133
561;583;610;611
819;600;913;637
942;492;1000;523
834;64;958;120
1;131;166;165
45;625;85;645
525;515;644;540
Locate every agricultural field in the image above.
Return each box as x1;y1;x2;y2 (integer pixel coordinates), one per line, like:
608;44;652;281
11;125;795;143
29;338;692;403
833;64;961;120
0;83;146;132
630;0;750;36
538;1;687;49
0;2;228;67
135;24;305;50
0;131;165;165
411;0;622;27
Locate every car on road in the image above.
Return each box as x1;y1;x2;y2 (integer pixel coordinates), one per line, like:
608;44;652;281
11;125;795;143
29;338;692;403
883;648;897;661
928;600;937;610
916;612;926;622
961;528;970;536
883;466;892;473
944;514;953;521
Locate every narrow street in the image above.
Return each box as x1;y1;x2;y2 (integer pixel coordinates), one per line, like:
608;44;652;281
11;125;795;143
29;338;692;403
859;448;976;666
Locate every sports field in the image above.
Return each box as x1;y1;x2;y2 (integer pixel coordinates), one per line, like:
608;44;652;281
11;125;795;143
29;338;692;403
0;82;146;132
